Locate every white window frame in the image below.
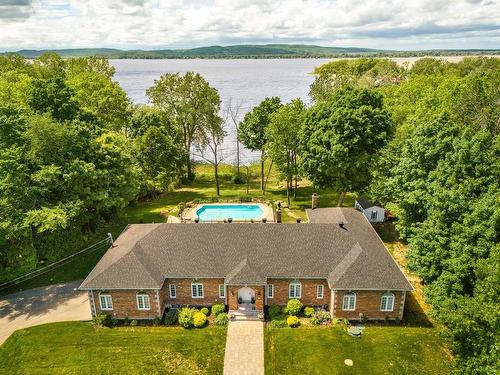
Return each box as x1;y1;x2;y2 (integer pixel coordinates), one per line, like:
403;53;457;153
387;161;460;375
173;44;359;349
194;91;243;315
169;284;176;299
342;293;356;311
288;281;301;298
316;285;324;299
371;210;378;220
267;284;274;299
136;293;151;310
99;294;113;310
380;292;395;312
218;284;225;298
191;283;204;298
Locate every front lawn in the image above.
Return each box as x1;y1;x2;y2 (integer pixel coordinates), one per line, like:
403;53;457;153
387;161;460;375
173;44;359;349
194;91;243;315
0;322;226;375
265;326;451;375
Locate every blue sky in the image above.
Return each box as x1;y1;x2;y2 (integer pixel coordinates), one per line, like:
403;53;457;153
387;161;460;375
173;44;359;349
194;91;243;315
1;0;499;51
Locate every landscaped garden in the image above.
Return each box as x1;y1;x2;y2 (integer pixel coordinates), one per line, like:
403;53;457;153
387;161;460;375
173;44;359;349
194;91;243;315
0;321;227;375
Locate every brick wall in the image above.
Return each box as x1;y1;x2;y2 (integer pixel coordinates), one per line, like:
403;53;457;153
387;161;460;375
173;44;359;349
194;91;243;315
332;290;405;320
91;289;160;319
161;278;226;307
266;278;330;308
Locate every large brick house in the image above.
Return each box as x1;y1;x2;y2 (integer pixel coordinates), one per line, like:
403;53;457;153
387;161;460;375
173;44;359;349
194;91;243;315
79;208;412;321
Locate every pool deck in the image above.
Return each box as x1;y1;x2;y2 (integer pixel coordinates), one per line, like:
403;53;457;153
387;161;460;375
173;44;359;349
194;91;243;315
182;203;275;223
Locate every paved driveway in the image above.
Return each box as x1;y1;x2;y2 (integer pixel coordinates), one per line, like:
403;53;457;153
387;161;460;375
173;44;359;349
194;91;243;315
0;281;91;345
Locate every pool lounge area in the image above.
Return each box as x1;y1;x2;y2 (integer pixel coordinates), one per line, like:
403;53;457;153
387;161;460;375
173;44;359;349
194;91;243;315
182;203;274;222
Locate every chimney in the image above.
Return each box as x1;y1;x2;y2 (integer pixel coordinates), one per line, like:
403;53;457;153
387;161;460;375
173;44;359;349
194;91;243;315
311;193;319;209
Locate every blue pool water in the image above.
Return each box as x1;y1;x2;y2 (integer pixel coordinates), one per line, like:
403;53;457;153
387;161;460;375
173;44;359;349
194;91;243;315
196;204;264;222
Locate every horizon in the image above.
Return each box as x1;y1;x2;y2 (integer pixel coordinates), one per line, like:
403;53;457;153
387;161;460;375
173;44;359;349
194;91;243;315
1;1;499;51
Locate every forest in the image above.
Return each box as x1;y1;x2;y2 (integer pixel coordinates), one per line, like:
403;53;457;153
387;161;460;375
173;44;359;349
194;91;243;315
0;53;498;374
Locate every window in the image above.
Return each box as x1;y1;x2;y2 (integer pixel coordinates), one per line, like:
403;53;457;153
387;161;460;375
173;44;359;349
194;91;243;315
137;293;151;310
169;284;176;298
219;284;225;298
289;281;301;298
267;284;274;299
191;283;204;298
342;293;356;311
99;294;113;310
380;292;395;312
316;285;324;299
370;210;378;220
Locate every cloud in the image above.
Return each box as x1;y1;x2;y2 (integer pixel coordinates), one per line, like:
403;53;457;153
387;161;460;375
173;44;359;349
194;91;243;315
0;0;499;50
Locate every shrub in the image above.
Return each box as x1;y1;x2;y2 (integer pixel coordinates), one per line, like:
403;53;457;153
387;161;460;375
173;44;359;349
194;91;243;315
215;313;229;326
178;307;197;328
200;307;209;316
332;318;341;326
193;311;207;328
395;316;401;324
287;315;300;328
270;319;287;328
93;313;111;328
360;314;368;323
285;299;302;316
110;317;119;326
268;305;282;319
232;174;245;184
164;309;178;325
311;310;331;325
152;317;162;326
130;319;138;327
123;317;130;326
304;307;315;317
211;304;225;316
343;318;350;326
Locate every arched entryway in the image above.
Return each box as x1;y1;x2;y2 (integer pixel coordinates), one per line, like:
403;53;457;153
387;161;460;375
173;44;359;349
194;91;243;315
237;287;255;304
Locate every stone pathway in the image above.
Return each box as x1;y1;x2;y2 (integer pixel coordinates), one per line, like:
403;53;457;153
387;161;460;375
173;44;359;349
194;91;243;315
0;281;91;345
223;320;264;375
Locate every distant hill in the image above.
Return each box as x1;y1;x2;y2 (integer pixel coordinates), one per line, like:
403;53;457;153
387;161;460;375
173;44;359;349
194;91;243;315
4;44;499;59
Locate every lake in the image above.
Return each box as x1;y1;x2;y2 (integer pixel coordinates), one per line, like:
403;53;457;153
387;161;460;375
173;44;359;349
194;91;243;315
110;58;331;163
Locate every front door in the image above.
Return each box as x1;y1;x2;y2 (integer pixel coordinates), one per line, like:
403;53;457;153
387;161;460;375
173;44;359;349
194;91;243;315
237;287;254;304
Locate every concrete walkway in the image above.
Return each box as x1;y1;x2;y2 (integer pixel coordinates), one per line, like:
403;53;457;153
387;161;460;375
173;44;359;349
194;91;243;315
0;281;91;345
223;320;264;375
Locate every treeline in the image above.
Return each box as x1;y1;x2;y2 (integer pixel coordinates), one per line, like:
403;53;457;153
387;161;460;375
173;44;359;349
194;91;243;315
0;53;224;283
308;57;499;374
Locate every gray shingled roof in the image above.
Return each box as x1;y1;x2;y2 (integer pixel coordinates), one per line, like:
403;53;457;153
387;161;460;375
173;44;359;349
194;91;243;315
356;197;376;209
80;208;411;291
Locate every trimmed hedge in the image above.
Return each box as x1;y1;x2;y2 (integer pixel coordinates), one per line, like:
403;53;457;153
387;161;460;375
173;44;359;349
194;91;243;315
211;304;225;316
287;316;300;328
193;311;207;328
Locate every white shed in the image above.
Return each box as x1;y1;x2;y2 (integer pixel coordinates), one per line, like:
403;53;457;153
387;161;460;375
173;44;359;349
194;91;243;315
355;198;385;223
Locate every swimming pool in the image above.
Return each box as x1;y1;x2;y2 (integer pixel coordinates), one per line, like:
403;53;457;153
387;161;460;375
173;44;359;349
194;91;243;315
195;204;265;222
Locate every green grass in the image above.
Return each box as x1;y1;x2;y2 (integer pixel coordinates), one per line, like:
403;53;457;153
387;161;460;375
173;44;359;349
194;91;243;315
2;162;351;295
265;326;452;375
0;322;226;375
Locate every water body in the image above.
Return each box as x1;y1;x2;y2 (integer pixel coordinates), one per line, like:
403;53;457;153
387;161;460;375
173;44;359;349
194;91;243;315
110;58;331;163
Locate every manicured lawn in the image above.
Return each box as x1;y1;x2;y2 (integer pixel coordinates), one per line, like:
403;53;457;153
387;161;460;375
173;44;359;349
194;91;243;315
265;326;452;375
0;322;226;375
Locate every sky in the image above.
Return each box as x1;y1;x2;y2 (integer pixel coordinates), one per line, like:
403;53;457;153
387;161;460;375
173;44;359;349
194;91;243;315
0;0;499;51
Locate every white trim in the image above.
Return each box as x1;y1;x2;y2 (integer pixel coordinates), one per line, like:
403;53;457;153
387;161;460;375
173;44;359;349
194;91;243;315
288;281;301;298
380;292;395;312
218;284;225;298
191;283;204;298
99;293;113;310
316;284;324;299
136;293;151;310
169;284;177;298
342;293;356;311
267;284;274;299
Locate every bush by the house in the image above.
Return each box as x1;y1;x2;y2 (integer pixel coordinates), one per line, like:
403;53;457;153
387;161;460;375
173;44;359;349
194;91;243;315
152;317;162;326
311;310;331;325
360;314;368;323
287;315;300;328
268;304;282;319
130;320;138;327
123;317;130;326
200;307;209;316
211;304;225;316
285;299;302;316
164;309;178;325
343;318;350;326
193;311;207;328
270;319;287;328
304;307;315;317
110;316;119;326
93;313;111;328
215;313;229;326
178;307;197;328
332;318;341;325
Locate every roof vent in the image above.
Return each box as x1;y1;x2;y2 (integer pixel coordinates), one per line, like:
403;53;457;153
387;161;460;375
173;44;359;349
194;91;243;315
339;222;347;230
296;218;302;223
